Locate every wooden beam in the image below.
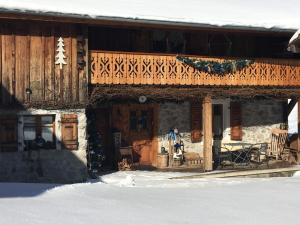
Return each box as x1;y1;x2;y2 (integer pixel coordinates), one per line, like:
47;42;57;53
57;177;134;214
297;99;300;153
295;99;300;163
90;85;300;105
287;98;298;116
202;96;213;171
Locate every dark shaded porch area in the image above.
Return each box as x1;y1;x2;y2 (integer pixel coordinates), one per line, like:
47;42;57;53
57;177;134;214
87;85;300;173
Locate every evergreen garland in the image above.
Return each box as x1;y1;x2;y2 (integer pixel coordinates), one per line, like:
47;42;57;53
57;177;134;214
176;56;253;76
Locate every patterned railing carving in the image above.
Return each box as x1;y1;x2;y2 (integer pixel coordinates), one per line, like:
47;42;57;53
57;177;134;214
90;51;300;86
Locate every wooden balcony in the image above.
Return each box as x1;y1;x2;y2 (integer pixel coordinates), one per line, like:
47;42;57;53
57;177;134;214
90;51;300;86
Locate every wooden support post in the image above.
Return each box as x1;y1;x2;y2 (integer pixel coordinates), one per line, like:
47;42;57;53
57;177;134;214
203;96;213;171
297;99;300;163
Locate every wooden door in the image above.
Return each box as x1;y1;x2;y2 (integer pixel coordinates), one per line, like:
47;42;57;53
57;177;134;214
128;105;154;165
111;104;156;166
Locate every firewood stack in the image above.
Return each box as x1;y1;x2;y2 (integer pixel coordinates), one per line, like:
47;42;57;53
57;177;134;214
118;158;132;171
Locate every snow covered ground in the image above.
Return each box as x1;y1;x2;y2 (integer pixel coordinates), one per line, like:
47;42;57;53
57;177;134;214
1;171;300;225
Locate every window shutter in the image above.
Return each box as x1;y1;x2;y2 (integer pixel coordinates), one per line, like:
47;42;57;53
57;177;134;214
0;116;18;152
191;102;203;143
61;114;78;150
230;102;242;141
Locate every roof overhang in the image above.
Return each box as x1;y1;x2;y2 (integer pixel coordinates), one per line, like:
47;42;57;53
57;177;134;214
0;9;296;34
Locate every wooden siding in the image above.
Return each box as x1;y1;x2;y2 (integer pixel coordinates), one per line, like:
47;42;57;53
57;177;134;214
0;20;88;107
90;51;300;86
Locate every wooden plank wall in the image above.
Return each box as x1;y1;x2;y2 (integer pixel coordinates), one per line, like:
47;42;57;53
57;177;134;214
0;20;88;107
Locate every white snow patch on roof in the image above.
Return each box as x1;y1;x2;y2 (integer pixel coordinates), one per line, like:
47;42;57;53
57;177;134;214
289;30;300;45
288;29;300;52
0;0;300;30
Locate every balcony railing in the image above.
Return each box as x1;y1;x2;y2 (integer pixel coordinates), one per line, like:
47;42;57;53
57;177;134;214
90;51;300;86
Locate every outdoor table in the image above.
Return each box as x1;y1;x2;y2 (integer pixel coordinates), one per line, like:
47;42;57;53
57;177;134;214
222;143;253;164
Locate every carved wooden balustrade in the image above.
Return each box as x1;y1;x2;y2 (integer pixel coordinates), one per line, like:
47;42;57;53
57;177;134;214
90;51;300;86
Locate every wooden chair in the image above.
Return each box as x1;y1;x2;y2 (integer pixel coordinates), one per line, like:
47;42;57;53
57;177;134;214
268;128;288;160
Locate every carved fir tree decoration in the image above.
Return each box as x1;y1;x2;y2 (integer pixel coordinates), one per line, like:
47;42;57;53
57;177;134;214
55;37;67;69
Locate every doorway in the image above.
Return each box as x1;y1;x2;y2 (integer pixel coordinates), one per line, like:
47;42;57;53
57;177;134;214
111;104;157;166
213;104;224;140
212;104;224;169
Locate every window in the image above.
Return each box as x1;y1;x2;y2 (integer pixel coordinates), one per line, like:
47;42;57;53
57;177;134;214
23;115;56;150
129;110;150;132
0;116;18;152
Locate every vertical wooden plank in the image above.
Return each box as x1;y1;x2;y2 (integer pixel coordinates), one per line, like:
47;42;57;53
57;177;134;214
176;58;181;85
134;54;141;85
90;51;95;84
295;60;300;87
1;23;15;105
203;96;213;171
287;59;293;87
297;99;300;162
119;53;127;85
149;55;154;85
72;29;79;102
161;55;167;85
11;27;16;104
189;64;195;86
44;24;55;102
54;25;62;102
54;32;60;102
78;25;88;103
274;60;280;87
25;32;31;103
140;54;147;84
15;23;29;104
112;53;120;84
62;26;72;103
105;52;113;84
165;56;171;85
41;33;45;101
153;55;159;85
95;52;102;84
186;57;192;85
126;53;134;85
29;24;44;102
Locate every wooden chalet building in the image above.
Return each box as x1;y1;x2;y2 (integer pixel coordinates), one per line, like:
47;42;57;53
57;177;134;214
0;1;300;183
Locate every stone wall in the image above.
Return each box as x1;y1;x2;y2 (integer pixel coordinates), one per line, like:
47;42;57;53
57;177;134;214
221;100;285;144
158;102;203;156
158;100;285;157
241;100;284;143
0;108;87;183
